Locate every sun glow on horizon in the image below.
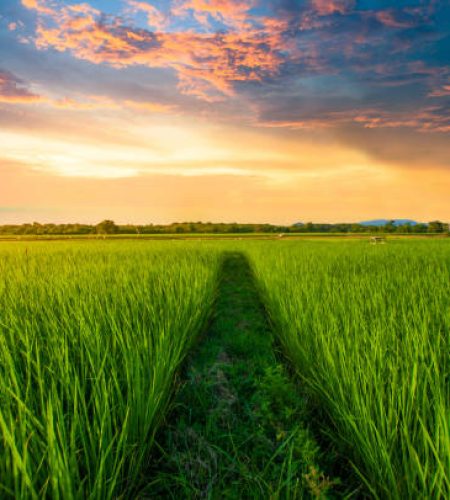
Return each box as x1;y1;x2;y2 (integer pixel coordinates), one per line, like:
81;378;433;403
0;0;449;223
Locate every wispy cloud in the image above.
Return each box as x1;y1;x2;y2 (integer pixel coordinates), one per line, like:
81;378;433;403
310;0;354;16
127;1;167;29
0;68;44;104
172;0;255;28
0;67;176;114
429;84;450;97
258;106;450;134
352;107;450;134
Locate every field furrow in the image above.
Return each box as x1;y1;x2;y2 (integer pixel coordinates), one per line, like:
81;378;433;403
148;252;339;498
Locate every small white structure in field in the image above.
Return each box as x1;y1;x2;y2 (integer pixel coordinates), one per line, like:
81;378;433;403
370;236;386;244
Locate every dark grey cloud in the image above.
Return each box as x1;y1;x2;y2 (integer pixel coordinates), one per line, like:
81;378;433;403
334;124;450;169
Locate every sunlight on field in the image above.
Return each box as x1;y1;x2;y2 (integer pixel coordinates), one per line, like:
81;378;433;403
0;239;449;498
247;239;450;498
0;241;220;498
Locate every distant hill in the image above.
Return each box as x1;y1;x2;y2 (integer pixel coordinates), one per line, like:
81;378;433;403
360;219;419;227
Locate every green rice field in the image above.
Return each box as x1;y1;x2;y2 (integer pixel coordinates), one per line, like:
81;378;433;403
0;239;449;498
246;240;450;499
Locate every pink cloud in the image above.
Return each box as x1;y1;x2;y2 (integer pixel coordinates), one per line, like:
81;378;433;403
310;0;354;16
429;85;450;97
23;0;286;101
375;10;416;28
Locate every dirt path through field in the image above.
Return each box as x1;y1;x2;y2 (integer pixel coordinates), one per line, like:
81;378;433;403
144;252;339;498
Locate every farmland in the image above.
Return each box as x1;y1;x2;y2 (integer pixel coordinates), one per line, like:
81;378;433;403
246;240;450;498
0;241;220;498
0;238;449;498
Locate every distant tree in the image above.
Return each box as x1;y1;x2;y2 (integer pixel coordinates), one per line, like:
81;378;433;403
2;219;448;236
428;221;446;233
384;220;396;233
96;220;118;235
412;224;427;233
396;224;412;233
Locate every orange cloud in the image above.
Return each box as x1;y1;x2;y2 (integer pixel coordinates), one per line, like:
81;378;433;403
123;99;175;113
0;95;43;104
51;95;119;110
311;0;354;16
21;0;55;15
23;0;286;101
257;119;332;130
46;94;176;114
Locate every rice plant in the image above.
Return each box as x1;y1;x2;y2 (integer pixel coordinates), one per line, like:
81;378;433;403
0;241;220;499
247;239;450;498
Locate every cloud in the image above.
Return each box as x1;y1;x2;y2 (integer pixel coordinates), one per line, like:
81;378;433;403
49;94;173;113
21;0;55;15
126;1;166;30
352;107;450;133
0;66;177;113
257;118;332;130
334;123;450;171
123;99;175;113
50;95;118;110
258;103;450;134
173;0;255;28
310;0;354;16
375;10;418;29
0;69;44;104
429;84;450;97
22;0;287;101
13;0;450;153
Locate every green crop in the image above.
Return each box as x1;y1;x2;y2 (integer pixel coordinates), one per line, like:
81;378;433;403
0;241;220;499
247;239;450;498
1;238;449;499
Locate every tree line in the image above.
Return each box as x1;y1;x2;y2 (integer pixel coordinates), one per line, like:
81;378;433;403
0;220;448;235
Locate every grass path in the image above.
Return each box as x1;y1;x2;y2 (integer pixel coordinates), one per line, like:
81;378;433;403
145;252;340;498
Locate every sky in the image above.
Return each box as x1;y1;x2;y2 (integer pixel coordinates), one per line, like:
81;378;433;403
0;0;449;224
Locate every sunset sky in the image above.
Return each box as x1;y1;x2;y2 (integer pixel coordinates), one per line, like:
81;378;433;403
0;0;449;224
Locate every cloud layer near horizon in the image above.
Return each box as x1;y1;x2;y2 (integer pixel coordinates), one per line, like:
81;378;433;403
0;0;449;223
